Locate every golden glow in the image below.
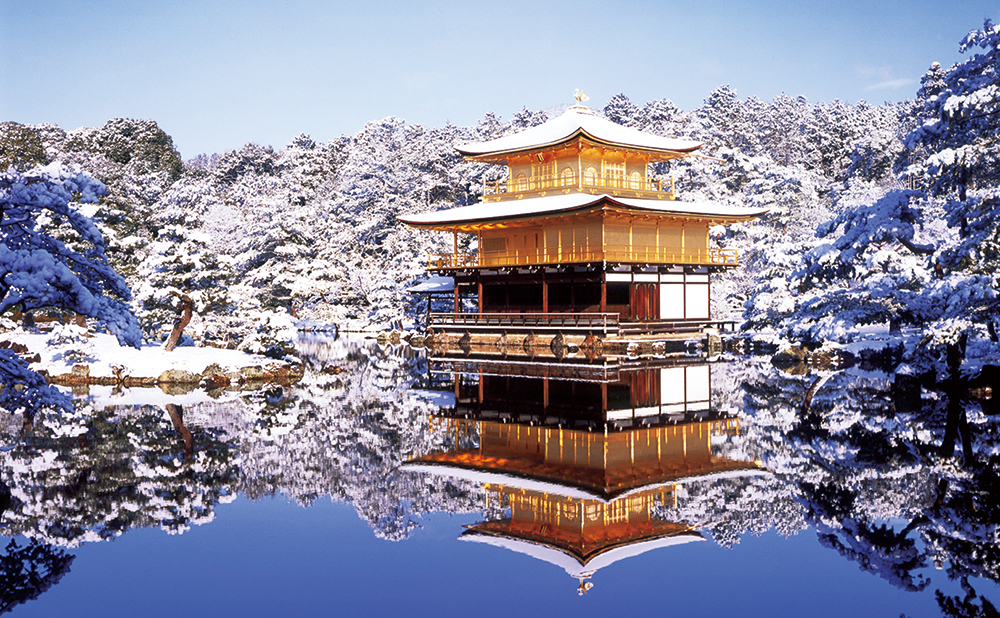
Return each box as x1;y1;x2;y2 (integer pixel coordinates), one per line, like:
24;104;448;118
425;208;739;270
479;140;683;203
413;417;754;498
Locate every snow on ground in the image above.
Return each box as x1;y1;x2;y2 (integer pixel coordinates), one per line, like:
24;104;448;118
3;329;282;380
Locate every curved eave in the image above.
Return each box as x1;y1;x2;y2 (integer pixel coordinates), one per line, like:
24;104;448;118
398;194;769;232
459;528;705;578
456;129;701;163
402;458;768;503
399;200;603;232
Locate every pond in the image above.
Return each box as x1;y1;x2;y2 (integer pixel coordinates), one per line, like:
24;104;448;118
0;335;997;617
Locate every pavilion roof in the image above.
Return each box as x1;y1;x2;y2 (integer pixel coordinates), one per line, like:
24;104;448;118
403;453;766;502
460;526;704;578
457;105;702;158
398;192;769;231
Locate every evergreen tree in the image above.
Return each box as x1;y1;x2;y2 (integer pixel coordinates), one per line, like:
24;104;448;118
0;164;140;414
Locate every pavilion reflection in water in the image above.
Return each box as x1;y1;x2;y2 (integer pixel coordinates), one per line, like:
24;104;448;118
406;359;765;593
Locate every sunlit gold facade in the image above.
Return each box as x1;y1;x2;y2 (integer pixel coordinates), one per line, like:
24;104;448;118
478;138;682;203
427;208;739;270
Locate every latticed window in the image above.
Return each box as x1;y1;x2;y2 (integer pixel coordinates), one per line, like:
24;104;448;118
482;236;506;253
532;161;555;188
602;161;625;187
560;166;576;187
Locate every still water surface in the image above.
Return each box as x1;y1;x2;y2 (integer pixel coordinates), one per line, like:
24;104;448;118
1;336;996;617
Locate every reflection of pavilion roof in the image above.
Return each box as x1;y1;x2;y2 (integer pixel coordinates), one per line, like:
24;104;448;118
461;524;704;579
405;448;764;502
404;420;765;502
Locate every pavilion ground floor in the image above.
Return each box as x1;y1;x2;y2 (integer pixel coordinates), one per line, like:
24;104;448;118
424;263;732;338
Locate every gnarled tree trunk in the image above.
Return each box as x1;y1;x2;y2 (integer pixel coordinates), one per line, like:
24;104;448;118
164;296;193;352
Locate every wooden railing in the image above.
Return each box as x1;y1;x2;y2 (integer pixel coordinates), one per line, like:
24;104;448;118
616;319;738;335
484;174;674;199
427;247;737;270
429;312;620;334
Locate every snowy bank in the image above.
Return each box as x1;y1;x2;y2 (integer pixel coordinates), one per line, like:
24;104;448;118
3;329;303;387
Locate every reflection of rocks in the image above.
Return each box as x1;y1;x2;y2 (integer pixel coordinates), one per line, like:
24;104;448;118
771;346;855;373
44;361;304;388
969;365;998;415
805;347;855;369
157;381;201;395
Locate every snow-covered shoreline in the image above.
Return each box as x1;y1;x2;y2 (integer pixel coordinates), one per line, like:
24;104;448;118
2;330;303;386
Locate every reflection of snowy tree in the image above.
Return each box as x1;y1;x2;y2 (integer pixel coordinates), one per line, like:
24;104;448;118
732;358;1000;600
0;402;240;546
0;537;74;614
238;338;479;540
936;578;1000;618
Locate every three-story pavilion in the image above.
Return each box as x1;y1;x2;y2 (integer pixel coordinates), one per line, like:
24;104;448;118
399;97;766;336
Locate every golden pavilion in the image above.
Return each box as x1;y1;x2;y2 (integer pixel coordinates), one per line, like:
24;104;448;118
399;95;766;337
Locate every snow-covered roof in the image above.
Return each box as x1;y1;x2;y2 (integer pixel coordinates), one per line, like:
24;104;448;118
402;460;767;502
406;276;455;293
398;193;768;229
460;529;704;578
457;106;702;157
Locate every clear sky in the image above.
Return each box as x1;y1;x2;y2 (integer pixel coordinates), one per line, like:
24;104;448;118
1;0;995;158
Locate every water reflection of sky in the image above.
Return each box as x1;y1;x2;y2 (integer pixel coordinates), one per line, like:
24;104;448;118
9;498;968;618
1;337;997;617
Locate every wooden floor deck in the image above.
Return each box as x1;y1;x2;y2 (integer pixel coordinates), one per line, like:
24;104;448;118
427;313;735;336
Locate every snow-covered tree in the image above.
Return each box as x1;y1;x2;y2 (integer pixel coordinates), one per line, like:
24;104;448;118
0;122;49;171
134;182;231;350
0;164;140;414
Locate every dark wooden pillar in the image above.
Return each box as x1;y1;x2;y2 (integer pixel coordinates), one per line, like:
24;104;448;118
542;272;548;313
542;377;549;412
600;272;607;313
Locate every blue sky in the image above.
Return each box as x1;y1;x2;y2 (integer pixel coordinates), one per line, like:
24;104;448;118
1;0;995;158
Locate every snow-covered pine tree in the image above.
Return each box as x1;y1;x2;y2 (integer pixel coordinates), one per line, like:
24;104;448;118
0;164;140;414
900;20;1000;365
134;182;232;350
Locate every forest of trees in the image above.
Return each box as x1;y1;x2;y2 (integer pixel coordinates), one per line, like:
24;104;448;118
1;19;998;382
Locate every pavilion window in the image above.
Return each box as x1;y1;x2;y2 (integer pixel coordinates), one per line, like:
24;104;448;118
560;166;576;187
602;161;625;188
583;166;597;186
532;161;555;188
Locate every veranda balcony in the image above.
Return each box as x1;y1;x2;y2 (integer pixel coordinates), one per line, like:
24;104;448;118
483;173;675;201
427;246;738;270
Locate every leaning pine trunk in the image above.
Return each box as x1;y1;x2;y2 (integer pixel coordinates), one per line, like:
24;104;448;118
164;297;193;352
